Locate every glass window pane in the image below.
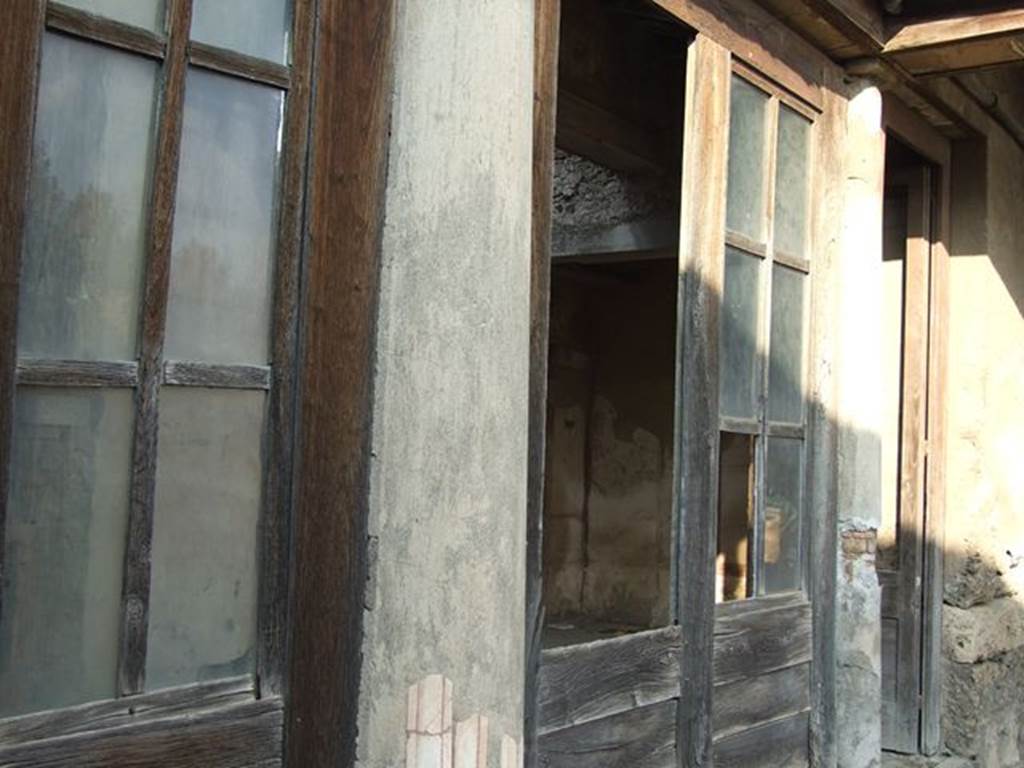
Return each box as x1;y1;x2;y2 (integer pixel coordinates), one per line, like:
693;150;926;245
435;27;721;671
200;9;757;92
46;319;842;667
146;388;265;690
19;34;158;361
763;437;803;594
165;71;283;365
718;433;754;602
60;0;164;32
191;0;291;63
768;264;806;423
720;246;761;420
1;388;133;717
726;76;769;242
774;106;811;258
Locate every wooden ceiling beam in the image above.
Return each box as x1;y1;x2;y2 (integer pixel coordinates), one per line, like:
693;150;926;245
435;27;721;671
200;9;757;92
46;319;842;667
883;8;1024;75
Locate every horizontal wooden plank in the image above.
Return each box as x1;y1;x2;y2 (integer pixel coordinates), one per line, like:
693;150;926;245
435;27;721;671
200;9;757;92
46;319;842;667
163;361;271;390
47;2;166;59
766;422;805;439
556;90;670;173
538;626;681;734
0;695;281;767
538;700;677;768
720;416;762;435
17;359;138;388
713;596;813;684
725;229;769;258
713;663;810;740
189;41;291;89
713;710;809;767
0;676;255;745
885;8;1024;53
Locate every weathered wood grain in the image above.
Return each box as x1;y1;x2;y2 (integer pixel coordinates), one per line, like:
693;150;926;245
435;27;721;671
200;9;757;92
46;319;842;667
284;0;396;764
538;626;681;734
713;597;813;684
674;33;730;768
16;359;138;388
650;0;829;110
712;663;810;740
0;0;45;648
0;676;254;745
526;0;560;764
189;41;291;89
257;0;316;701
0;696;282;767
118;0;192;697
163;361;270;390
538;700;677;768
807;73;845;768
47;1;166;60
713;710;809;767
884;8;1024;76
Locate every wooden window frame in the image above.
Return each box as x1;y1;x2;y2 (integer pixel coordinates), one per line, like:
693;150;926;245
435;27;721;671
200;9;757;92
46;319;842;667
0;0;395;765
718;61;816;601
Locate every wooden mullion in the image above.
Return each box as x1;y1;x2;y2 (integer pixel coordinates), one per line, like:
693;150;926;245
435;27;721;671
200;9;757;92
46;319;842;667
47;2;166;60
118;0;192;698
719;416;761;435
256;0;316;700
753;96;780;599
0;0;46;636
188;42;291;90
17;359;138;388
674;33;730;768
773;250;811;274
724;230;767;258
162;361;270;390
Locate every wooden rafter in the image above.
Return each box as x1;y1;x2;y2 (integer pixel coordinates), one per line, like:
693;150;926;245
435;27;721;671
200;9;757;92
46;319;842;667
884;8;1024;75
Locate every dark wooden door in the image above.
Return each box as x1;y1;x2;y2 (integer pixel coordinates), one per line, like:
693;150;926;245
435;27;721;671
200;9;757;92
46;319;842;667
879;167;932;754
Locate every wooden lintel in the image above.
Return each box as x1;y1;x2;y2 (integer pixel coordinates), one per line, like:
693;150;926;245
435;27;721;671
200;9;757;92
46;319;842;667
556;90;669;174
649;0;828;110
884;9;1024;76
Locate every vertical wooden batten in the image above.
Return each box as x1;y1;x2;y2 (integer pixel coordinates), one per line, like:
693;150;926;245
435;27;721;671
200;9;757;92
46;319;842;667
0;0;45;633
118;0;193;697
285;0;396;764
525;0;560;765
257;0;316;700
674;33;730;768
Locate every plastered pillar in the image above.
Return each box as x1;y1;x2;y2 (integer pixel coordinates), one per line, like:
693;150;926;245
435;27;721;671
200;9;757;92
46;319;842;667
354;2;535;767
835;83;885;768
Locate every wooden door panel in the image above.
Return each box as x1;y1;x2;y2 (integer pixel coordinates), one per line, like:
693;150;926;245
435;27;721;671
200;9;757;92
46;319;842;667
879;167;932;754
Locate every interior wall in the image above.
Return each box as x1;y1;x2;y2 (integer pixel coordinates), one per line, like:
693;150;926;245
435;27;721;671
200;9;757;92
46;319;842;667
942;121;1024;768
543;259;676;632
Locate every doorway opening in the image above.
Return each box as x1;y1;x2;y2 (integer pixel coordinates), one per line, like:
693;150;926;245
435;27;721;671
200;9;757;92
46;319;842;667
879;130;945;757
540;0;688;649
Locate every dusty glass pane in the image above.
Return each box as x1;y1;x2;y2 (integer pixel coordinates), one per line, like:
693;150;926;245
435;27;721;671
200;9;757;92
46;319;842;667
726;76;769;242
60;0;164;32
764;436;803;594
191;0;291;63
146;388;265;690
165;70;283;365
774;106;811;258
19;34;158;361
720;246;761;420
0;388;133;717
718;433;754;602
768;264;806;423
